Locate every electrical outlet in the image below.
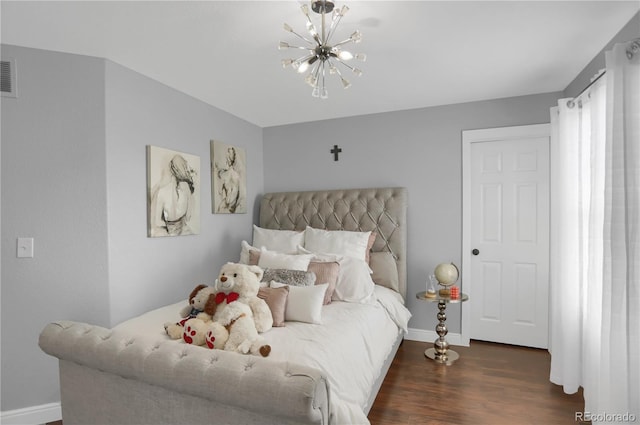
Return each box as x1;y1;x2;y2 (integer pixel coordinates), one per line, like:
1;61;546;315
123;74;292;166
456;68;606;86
17;237;34;258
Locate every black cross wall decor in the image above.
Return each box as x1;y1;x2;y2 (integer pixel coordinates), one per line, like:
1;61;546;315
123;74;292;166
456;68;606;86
331;145;342;161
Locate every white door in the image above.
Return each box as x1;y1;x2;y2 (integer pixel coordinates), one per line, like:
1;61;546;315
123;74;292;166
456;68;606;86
462;124;550;349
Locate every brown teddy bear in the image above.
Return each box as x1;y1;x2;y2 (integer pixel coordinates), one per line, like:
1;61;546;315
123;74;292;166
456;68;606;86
164;284;229;349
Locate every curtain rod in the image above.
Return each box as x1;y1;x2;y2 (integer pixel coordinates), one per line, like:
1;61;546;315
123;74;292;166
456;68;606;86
567;37;639;108
568;70;606;107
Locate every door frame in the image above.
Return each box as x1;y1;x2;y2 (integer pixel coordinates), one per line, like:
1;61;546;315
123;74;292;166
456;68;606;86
461;123;550;345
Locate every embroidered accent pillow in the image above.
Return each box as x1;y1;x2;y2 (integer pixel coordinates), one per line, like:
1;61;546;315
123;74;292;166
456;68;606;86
262;268;316;287
250;250;338;305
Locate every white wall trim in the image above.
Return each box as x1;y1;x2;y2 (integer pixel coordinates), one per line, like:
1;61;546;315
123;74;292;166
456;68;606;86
405;327;469;347
1;402;61;425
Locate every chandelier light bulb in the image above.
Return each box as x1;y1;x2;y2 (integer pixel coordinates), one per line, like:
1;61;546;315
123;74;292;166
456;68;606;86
298;61;310;73
280;1;365;99
337;50;353;60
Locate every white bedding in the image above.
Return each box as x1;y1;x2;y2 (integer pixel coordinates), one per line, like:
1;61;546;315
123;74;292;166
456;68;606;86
114;285;411;425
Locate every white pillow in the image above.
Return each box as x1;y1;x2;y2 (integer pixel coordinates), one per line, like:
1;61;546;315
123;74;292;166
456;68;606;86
258;248;313;271
298;246;375;303
252;225;304;254
239;240;259;264
331;256;376;303
271;281;328;324
297;245;342;262
304;226;371;261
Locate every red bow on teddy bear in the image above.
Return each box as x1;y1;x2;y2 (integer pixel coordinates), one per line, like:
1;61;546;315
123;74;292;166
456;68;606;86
215;292;240;304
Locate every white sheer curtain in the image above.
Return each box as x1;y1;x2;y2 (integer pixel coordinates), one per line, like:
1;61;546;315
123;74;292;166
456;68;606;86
549;41;639;421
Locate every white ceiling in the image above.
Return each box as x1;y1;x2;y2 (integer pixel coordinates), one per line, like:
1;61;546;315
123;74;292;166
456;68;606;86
2;1;638;128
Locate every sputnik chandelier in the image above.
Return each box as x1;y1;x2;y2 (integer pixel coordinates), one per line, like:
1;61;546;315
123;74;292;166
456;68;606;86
279;0;366;99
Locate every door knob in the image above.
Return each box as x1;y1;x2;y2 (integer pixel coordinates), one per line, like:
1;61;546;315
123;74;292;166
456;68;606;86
472;249;480;255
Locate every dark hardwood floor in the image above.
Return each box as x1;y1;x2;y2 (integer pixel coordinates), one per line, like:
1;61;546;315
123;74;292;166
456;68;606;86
47;340;587;425
368;340;588;425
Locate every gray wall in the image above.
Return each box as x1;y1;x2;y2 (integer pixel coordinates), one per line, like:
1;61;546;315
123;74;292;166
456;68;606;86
104;61;263;325
1;45;111;410
263;92;561;334
564;12;639;97
1;45;263;413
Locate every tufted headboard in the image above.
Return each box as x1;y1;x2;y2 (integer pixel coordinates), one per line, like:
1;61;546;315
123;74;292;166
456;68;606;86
259;187;408;299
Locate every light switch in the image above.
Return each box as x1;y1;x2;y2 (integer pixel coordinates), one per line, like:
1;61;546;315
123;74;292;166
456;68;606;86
17;237;34;258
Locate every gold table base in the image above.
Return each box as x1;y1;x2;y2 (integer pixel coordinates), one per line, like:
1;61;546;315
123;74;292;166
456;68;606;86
416;291;468;366
424;347;460;365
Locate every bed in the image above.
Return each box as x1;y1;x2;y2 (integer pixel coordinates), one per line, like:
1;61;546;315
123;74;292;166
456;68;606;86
39;187;409;425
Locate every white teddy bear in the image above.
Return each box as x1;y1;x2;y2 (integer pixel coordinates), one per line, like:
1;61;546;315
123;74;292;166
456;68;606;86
212;262;273;356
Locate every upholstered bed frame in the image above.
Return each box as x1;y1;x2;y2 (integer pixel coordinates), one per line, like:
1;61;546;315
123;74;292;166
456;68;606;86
259;187;407;297
39;187;408;425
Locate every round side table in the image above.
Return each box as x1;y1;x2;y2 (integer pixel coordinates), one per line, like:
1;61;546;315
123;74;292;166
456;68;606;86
416;291;469;365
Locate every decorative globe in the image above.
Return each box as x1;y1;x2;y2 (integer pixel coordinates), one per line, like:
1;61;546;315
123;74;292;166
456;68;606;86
434;263;459;287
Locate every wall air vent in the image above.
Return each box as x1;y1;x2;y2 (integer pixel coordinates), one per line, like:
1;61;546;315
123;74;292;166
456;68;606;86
1;58;17;98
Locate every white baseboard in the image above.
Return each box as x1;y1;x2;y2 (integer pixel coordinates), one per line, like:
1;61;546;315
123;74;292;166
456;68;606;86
405;327;469;347
1;402;61;425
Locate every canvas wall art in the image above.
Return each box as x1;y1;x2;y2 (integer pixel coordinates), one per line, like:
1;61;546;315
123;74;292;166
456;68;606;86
211;140;246;214
147;145;200;237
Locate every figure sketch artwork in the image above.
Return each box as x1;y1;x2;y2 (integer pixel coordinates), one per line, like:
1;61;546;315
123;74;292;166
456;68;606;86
147;145;200;237
211;140;246;214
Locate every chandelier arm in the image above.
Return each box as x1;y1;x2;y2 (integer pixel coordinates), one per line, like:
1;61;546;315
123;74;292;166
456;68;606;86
309;30;322;45
332;37;356;48
326;58;341;75
327;58;351;89
303;11;322;44
289;29;316;46
288;45;315;50
331;56;356;71
325;13;344;44
313;62;322;81
297;53;316;63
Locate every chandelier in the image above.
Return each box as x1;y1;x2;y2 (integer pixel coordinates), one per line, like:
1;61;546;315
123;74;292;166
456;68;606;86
279;0;366;99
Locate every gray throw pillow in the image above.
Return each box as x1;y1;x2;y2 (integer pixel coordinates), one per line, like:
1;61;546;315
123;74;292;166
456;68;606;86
261;268;316;287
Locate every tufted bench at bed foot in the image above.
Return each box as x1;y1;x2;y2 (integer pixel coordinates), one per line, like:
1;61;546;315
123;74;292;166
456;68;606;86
39;321;330;425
